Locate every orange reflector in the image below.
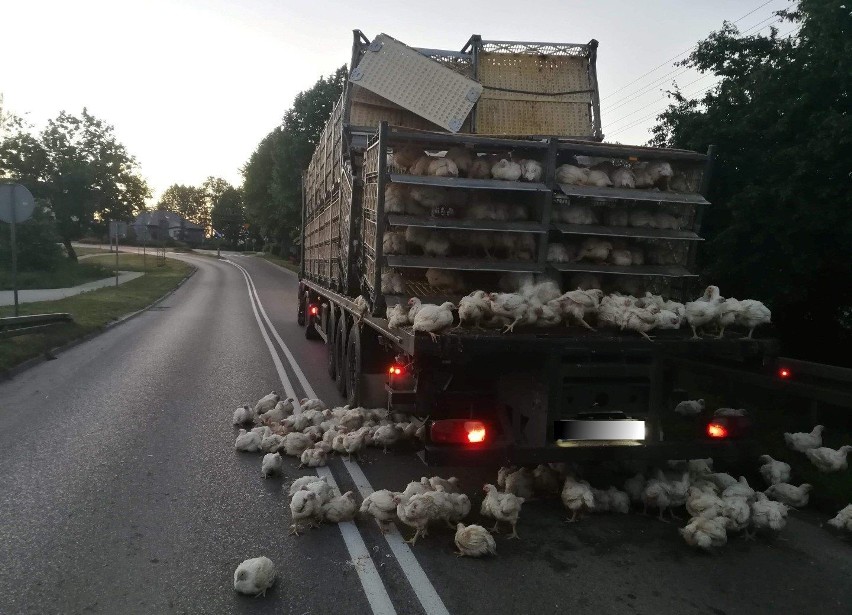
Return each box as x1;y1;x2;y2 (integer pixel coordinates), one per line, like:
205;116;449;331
707;423;728;438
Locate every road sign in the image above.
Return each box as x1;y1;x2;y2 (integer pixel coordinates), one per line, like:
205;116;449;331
0;183;35;223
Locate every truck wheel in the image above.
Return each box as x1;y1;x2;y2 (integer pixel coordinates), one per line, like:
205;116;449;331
345;322;363;407
335;316;348;397
296;289;306;326
327;307;338;381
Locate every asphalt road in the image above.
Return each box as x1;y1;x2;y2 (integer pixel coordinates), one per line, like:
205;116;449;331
1;252;850;615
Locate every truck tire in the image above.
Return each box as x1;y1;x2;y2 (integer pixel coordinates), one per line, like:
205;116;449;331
297;288;306;326
345;322;363;407
335;316;348;397
327;307;338;381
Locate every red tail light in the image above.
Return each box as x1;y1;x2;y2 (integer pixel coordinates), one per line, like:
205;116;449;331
430;419;490;445
778;367;791;379
707;423;729;439
309;304;318;316
388;364;405;377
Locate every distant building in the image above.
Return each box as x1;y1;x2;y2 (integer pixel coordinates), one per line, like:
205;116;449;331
130;211;205;245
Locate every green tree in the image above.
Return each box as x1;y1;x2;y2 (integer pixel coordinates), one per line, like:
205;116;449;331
211;186;244;247
650;0;852;364
0;108;150;260
242;66;347;255
156;184;208;229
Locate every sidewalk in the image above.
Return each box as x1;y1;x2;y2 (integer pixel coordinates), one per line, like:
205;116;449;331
0;272;144;306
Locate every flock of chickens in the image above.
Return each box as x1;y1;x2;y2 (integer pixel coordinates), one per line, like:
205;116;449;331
230;391;851;597
381;281;771;341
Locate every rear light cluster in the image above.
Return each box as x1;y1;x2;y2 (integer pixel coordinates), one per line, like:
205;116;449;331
706;423;728;439
388;364;405;377
430;419;490;445
705;415;751;440
309;304;319;316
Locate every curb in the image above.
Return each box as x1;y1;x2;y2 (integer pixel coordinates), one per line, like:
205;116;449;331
0;266;198;382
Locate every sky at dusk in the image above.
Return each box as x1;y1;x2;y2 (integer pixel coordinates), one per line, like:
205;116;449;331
0;0;794;202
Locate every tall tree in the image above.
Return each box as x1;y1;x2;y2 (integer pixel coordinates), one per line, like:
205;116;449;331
0;108;150;260
242;66;347;254
156;184;207;228
649;0;852;364
210;186;244;246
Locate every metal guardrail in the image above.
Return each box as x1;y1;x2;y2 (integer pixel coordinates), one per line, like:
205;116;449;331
0;313;73;338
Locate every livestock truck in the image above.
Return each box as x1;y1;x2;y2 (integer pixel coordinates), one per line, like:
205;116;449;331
296;31;777;465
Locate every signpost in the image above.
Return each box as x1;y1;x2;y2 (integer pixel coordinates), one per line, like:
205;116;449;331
0;183;36;316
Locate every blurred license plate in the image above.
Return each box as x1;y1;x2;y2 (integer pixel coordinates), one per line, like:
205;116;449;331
554;419;645;442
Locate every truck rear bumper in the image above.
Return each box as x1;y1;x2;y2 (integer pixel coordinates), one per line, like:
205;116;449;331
424;439;756;466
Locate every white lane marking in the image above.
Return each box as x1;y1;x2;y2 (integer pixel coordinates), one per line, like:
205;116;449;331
227;259;396;615
229;260;318;400
343;460;451;615
316;467;398;615
230;258;451;615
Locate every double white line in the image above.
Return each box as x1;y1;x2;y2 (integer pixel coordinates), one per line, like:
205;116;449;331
226;258;450;615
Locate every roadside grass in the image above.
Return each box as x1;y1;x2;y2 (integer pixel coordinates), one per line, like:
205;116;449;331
256;252;300;274
0;260;115;290
0;255;192;373
74;247;112;257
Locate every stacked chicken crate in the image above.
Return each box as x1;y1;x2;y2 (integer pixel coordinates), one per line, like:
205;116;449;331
302;30;712;322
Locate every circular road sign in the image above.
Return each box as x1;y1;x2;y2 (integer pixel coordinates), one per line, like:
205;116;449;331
0;183;36;223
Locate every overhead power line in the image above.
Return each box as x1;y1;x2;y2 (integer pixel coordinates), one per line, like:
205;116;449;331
600;0;786;102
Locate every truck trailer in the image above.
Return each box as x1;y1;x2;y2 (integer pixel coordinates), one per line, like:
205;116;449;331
296;31;776;465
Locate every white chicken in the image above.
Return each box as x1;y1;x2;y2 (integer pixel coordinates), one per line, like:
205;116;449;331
411;300;455;341
607;487;631;514
410;155;433;176
424;231;451;257
289;489;321;535
428;157;458;177
371;424;401;453
641;475;672;521
784;425;824;452
235;429;262;453
384;184;410;214
532;464;562;496
481;484;524;538
686;486;724;519
518;159;543;182
261;399;295;425
410;186;446;210
322;491;358;523
673;398;705;416
679;515;728;551
391;145;424;171
556;203;598;225
386;304;410;329
282;432;314;457
425;268;464;293
381;268;405;295
609;166;635;188
722;476;756;502
555;164;588;185
758;454;791;486
299;447;327;468
457;290;492;329
735;299;771;338
445;147;473;176
716;298;742;338
233;404;256;426
556;289;602;332
751;492;789;534
491;159;522;181
261;452;284;478
622;306;659;341
382;230;406;255
428;476;461;493
764;482;812;508
547;243;574;263
343;428;369;461
504;467;535;500
805;445;851;472
685;286;724;339
260;433;284;454
652;212;682;230
721;495;752;536
576;237;612;263
233;556;276;597
454;523;497;557
489;292;529;333
561;476;595;522
586;169;613;187
706;472;738;491
356;489;395;532
254;391;280;415
826;504;852;533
